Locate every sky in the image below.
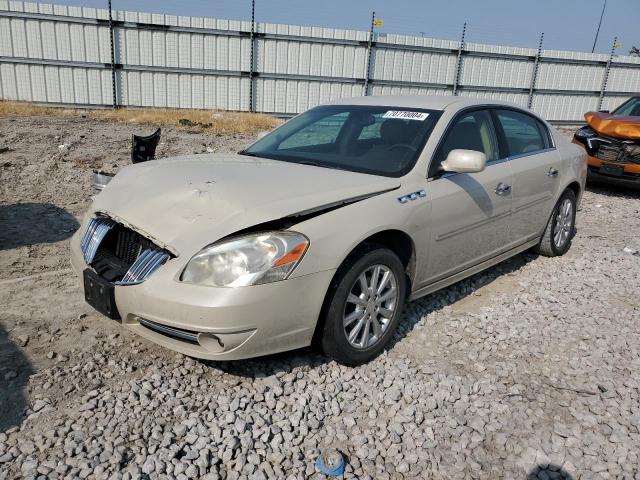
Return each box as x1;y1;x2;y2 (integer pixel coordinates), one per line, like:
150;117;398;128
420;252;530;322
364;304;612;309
56;0;637;55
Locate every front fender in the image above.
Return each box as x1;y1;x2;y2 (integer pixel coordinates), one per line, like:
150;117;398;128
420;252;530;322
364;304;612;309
290;185;430;283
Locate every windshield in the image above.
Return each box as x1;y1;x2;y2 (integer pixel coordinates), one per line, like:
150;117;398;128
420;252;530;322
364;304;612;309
613;97;640;117
242;105;442;177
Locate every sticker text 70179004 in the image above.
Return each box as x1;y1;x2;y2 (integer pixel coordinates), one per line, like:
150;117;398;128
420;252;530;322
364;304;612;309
382;111;430;121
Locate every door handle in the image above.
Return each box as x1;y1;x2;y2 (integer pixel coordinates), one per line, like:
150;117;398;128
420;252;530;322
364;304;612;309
494;183;511;195
547;167;559;177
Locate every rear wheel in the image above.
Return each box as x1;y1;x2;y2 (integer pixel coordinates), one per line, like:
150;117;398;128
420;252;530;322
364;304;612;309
319;246;407;366
534;189;577;257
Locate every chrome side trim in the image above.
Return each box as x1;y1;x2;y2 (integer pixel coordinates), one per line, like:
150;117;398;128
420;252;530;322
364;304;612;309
137;318;199;344
507;147;557;161
398;190;427;203
435;211;511;241
80;217;115;264
512;194;553;214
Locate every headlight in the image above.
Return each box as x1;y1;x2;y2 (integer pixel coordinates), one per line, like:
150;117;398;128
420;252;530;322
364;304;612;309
574;127;596;139
181;232;309;287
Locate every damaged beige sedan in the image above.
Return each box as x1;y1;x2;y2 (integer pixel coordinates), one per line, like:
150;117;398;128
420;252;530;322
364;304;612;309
71;96;587;366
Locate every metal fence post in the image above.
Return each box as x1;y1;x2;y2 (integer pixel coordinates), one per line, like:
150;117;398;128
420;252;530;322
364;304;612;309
527;33;544;110
248;0;256;112
107;0;117;108
452;22;466;96
363;11;375;96
597;36;616;112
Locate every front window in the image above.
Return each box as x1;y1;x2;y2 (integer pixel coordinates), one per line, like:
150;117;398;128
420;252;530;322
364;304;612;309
429;110;500;177
242;105;442;177
613;97;640;117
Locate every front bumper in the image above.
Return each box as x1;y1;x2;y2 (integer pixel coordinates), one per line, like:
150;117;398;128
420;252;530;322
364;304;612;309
587;166;640;189
70;232;335;360
572;140;640;188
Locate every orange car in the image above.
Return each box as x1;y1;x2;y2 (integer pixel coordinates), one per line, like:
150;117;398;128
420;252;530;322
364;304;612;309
573;94;640;188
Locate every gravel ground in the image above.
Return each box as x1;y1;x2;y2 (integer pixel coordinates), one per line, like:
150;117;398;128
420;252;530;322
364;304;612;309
1;116;640;479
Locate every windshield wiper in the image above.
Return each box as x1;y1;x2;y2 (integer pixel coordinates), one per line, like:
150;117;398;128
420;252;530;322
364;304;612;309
296;160;347;171
238;150;260;157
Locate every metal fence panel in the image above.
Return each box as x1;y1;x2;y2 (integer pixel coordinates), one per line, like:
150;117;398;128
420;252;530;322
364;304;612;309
607;65;640;93
1;0;639;123
536;62;603;92
532;93;601;121
461;56;533;89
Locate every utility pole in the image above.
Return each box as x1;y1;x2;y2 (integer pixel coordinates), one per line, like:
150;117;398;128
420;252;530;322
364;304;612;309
528;33;544;109
248;0;256;112
363;11;376;96
108;0;117;108
452;22;467;96
591;0;607;53
598;36;617;111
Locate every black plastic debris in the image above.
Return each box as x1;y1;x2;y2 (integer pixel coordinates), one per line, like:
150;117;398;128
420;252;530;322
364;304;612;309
131;128;161;164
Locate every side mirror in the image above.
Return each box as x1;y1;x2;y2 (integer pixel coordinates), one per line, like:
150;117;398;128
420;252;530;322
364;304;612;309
441;149;487;174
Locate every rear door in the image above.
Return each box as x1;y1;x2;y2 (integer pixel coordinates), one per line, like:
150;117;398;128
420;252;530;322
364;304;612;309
420;108;513;286
493;109;560;244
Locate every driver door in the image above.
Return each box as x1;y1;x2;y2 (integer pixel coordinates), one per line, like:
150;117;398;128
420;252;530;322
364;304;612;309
420;109;514;286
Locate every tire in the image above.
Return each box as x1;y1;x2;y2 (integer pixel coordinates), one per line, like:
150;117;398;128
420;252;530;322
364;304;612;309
318;245;407;366
534;189;577;257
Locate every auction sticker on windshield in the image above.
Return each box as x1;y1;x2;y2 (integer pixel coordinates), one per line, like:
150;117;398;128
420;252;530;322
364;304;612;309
382;110;429;121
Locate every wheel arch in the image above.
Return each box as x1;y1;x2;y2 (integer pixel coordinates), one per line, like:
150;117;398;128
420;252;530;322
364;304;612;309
565;180;582;202
311;228;416;347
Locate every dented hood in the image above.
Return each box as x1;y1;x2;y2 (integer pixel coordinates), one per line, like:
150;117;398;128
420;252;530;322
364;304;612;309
585;111;640;140
92;153;400;255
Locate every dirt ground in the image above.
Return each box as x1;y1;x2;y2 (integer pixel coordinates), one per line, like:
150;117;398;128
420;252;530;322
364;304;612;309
1;116;639;479
0;116;256;428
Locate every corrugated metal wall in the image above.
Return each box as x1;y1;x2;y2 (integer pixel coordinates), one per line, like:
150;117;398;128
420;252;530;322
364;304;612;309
1;1;639;123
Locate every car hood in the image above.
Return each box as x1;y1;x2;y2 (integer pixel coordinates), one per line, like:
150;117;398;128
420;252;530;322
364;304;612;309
92;153;400;256
585;111;640;140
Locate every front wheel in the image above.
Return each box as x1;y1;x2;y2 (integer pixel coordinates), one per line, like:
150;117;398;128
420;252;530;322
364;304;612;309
534;189;577;257
319;246;407;366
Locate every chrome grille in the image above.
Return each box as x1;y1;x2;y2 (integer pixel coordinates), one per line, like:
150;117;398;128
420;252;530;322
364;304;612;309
594;144;622;163
594;141;640;164
80;217;115;264
118;248;170;285
115;229;143;265
81;216;170;285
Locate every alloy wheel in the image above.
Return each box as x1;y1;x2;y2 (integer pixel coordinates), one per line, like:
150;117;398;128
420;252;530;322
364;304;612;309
343;264;398;349
553;198;574;249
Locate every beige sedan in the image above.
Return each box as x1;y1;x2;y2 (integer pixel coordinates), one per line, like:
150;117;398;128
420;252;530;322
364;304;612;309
70;96;587;366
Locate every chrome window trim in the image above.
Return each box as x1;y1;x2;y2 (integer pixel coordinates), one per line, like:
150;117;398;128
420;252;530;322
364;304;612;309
427;104;558;180
432;146;557;180
506;147;557;161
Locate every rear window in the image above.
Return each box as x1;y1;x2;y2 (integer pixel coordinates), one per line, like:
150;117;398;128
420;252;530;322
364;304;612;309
495;110;551;156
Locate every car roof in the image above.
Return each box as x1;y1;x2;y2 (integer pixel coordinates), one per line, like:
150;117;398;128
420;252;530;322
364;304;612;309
325;94;527;112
